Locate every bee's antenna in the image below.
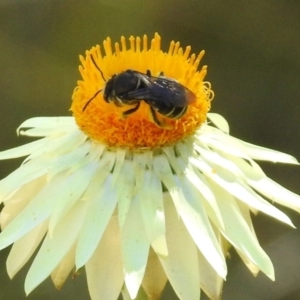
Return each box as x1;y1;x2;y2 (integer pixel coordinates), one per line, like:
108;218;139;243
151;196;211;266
82;89;103;111
90;55;106;82
82;55;106;112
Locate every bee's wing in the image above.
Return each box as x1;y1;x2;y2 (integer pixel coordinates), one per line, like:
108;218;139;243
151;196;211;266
125;72;196;107
124;72;160;100
184;87;196;104
150;77;196;106
125;88;156;100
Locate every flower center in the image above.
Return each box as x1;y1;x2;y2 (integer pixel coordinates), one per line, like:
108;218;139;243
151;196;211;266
71;33;213;149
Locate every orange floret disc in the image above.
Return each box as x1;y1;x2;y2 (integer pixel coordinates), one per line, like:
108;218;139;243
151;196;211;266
71;33;213;150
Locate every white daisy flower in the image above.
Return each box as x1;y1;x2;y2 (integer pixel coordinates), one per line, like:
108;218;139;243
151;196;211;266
0;33;299;300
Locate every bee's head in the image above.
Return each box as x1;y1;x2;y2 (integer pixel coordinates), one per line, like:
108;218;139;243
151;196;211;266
111;70;140;96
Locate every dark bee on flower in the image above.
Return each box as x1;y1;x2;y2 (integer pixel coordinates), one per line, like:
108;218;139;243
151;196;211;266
83;56;196;127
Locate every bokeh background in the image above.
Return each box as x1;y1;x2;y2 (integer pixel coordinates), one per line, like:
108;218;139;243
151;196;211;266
1;1;300;299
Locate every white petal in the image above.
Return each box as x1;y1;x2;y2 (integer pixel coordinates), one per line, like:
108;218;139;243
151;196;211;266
153;154;227;278
112;148;126;186
9;137;86;194
210;180;275;280
250;177;300;212
19;128;49;137
190;156;295;227
194;144;245;178
178;158;225;230
122;196;150;300
162;146;184;176
229;155;300;212
152;154;176;191
19;126;67;137
85;216;124;300
19;122;77;138
238;140;299;164
138;170;167;256
198;250;223;300
199;134;253;161
1;176;46;227
0;138;47;160
80;151;116;199
51;245;76;290
116;160;135;228
17;117;75;134
46;142;91;179
235;199;267;275
30;131;86;161
48;161;99;234
207;112;230;133
142;249;167;300
0;171;79;250
199;125;298;164
7;221;48;278
75;176;117;269
158;194;201;300
144;150;154;170
0;161;48;201
68;143;106;175
236;249;260;276
174;176;227;278
236;200;256;235
133;152;147;193
175;139;194;162
25;199;88;295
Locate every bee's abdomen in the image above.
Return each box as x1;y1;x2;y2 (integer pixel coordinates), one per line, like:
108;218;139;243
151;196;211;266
158;105;187;119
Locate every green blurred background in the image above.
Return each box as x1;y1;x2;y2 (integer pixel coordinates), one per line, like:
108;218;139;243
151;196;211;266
1;1;300;299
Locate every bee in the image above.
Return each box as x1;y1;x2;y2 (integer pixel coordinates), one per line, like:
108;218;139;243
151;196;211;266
83;56;196;127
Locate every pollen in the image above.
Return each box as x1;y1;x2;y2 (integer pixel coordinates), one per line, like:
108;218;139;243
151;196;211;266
71;33;213;149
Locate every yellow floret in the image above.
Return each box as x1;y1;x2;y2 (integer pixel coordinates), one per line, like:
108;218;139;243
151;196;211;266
71;33;213;149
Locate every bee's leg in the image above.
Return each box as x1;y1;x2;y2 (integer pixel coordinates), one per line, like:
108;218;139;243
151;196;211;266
122;102;140;118
149;107;173;129
146;70;164;77
150;107;164;127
